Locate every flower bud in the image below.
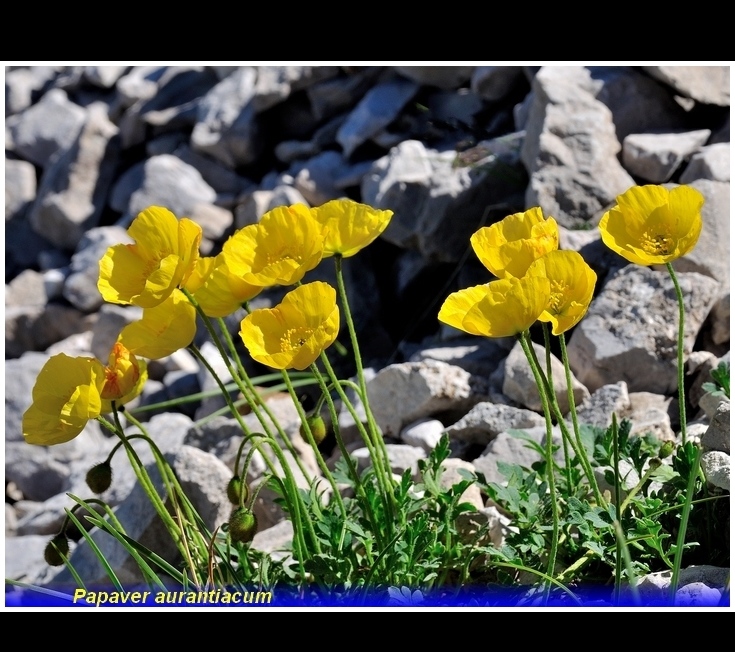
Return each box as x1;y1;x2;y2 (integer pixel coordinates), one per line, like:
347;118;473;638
299;414;327;446
229;507;258;544
658;441;675;459
226;475;249;506
44;534;69;567
86;461;113;494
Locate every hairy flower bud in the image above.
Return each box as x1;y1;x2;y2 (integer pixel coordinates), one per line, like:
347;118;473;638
226;476;249;506
86;461;113;494
229;507;258;544
44;534;69;567
299;414;327;446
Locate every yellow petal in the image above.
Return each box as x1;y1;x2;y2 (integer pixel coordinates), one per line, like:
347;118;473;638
23;354;105;446
528;250;597;335
224;204;324;287
599;185;703;266
186;254;261;318
119;289;197;359
311;198;393;258
438;285;493;336
471;207;559;278
463;276;550;338
97;206;202;308
240;281;339;370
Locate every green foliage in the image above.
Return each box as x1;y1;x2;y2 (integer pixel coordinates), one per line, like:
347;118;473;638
478;420;729;592
702;360;730;399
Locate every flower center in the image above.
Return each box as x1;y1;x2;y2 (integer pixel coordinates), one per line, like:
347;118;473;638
280;327;310;352
640;229;674;256
548;280;568;314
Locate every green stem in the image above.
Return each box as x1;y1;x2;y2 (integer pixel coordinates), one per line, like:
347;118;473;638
669;445;702;605
280;369;349;532
519;331;559;604
309;362;381;554
666;263;688;445
542;325;572;492
319;350;395;538
334;255;396;510
525;340;605;508
188;340;317;570
215;317;312;484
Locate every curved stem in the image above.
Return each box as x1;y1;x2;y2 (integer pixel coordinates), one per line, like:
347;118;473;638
525;339;605;508
666;263;688;445
334;255;396;509
519;331;559;604
280;369;349;528
309;362;381;554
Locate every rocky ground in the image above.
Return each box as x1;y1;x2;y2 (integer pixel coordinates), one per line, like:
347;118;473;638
4;65;730;605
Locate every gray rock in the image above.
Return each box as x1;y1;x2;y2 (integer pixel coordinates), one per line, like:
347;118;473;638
680;143;730;183
5;66;58;116
234;186;308;229
353;444;426;478
367;359;487;437
471;66;525;101
472;426;562;486
567;267;721;393
445;402;545;446
173;144;254;199
337;79;419;157
575;382;630;428
409;338;510;378
589;67;690;143
84;66;129;88
643;66;730;106
668;179;730;294
700;451;730;491
5;157;37;221
306;68;383;122
29;103;121;250
627;392;675;440
395;66;473;90
291;150;348;206
62;226;129;312
400;418;445;452
5;88;87;167
701;400;730;453
251;66;340;113
252;519;293;559
4;534;53;584
190;67;261;167
118;154;218;222
521;66;634;229
363;137;526;262
503;340;590;415
622;130;710;183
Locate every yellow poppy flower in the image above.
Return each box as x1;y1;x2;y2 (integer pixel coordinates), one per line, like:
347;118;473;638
470;207;559;278
437;284;495;337
438;276;551;338
310;198;393;258
598;185;704;266
118;289;197;360
23;354;106;446
223;204;324;287
185;254;262;318
99;342;148;413
98;206;202;308
240;281;340;370
527;251;597;335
